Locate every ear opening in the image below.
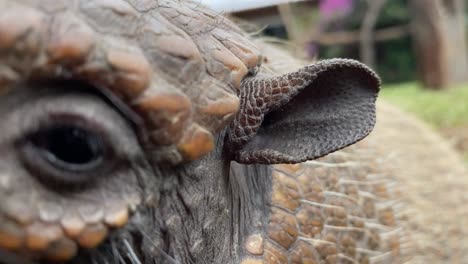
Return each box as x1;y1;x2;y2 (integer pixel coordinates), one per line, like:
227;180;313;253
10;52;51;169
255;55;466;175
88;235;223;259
231;59;380;164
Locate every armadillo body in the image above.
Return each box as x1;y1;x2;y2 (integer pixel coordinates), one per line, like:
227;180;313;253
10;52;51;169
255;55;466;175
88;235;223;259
260;41;468;263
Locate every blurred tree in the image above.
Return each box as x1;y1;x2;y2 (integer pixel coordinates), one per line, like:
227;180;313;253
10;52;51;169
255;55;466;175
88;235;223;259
313;0;415;83
359;0;387;68
410;0;468;89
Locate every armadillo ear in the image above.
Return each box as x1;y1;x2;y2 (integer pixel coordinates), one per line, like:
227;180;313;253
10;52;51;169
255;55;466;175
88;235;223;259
226;59;380;164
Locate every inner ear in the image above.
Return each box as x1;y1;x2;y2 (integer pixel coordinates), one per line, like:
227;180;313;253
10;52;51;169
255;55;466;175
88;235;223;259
227;59;380;164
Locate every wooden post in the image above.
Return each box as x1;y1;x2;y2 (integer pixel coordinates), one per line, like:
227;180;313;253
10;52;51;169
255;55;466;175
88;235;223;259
359;0;388;69
410;0;468;89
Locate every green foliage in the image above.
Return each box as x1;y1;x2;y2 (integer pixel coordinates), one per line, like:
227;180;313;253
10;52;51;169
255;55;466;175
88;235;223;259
345;0;409;29
381;83;468;128
320;0;415;83
320;37;416;83
375;36;417;83
377;0;410;27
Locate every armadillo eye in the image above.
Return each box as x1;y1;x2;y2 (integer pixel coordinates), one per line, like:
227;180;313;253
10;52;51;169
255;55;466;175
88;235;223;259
31;125;104;172
20;120;115;187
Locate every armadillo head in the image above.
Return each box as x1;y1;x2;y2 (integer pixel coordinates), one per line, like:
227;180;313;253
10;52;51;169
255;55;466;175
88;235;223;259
0;0;380;263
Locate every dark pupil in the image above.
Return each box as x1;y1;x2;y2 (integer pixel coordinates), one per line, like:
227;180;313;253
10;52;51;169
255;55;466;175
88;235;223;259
33;126;102;166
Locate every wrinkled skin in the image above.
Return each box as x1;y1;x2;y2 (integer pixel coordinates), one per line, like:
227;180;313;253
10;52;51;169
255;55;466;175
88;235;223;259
0;1;398;264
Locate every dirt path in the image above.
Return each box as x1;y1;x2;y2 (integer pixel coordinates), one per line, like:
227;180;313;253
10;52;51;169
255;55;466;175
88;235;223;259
441;126;468;162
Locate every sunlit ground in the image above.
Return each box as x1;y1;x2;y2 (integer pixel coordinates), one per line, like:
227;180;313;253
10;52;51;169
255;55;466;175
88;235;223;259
382;83;468;163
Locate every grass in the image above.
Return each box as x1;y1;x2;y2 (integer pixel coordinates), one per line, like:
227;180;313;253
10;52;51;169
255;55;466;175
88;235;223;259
381;82;468;129
381;82;468;164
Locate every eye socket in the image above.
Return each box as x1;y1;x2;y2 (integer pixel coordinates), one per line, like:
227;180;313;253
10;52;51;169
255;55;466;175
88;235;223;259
30;125;104;172
19;120;116;187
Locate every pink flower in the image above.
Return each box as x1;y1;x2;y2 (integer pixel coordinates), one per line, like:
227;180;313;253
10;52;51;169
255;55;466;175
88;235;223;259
319;0;353;17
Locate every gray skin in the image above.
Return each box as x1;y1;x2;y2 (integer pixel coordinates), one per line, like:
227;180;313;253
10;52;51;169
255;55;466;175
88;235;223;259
0;1;384;264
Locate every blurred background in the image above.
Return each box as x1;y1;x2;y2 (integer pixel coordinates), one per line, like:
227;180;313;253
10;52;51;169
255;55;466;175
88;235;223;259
202;0;468;165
